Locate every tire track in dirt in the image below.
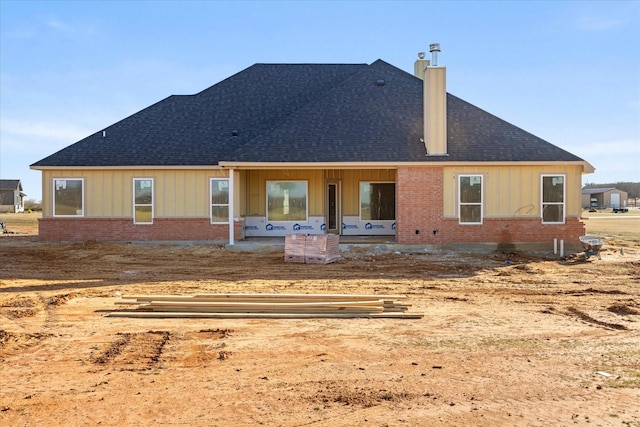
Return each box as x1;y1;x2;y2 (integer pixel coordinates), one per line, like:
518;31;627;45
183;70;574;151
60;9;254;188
566;307;628;330
0;295;55;360
0;330;54;361
90;331;170;370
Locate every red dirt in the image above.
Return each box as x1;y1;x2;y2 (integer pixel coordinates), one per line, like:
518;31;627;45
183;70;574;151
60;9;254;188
1;229;639;426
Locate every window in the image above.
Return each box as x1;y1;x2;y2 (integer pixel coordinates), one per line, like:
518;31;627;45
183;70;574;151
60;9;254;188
53;178;84;216
133;178;153;224
267;181;307;221
210;179;230;223
541;175;565;224
360;182;395;220
459;175;483;224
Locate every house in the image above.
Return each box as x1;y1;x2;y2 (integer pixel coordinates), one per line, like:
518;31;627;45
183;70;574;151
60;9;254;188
0;180;26;213
31;46;594;250
582;187;628;210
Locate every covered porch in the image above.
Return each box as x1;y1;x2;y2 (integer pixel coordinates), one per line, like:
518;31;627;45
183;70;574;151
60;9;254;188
224;164;398;243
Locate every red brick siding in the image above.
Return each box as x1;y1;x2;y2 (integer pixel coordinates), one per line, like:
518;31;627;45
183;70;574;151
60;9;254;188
38;217;242;242
396;167;585;245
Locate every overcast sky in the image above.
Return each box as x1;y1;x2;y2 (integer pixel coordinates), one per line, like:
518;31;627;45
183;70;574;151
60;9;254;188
1;0;639;201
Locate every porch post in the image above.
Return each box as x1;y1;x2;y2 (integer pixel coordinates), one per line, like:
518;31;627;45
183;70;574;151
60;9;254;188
228;168;235;245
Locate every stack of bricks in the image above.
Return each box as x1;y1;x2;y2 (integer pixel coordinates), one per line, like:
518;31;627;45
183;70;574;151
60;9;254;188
284;234;307;263
304;234;340;264
284;234;340;264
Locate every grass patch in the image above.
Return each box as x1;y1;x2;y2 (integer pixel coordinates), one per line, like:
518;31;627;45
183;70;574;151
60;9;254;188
607;371;640;389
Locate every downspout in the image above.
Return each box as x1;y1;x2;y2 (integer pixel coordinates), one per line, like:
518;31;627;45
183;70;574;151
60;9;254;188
228;168;235;245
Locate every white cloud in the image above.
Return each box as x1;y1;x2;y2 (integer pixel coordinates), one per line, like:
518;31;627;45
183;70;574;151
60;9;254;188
577;15;626;31
43;14;97;38
46;17;72;32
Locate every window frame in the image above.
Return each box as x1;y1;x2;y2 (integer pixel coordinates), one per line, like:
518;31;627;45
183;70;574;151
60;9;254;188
458;174;483;225
266;180;308;222
541;174;566;224
53;178;84;217
133;178;154;224
210;178;230;224
359;181;396;221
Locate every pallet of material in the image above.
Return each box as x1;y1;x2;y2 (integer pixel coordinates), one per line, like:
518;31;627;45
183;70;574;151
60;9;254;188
284;234;306;263
304;234;340;264
284;234;340;264
107;293;422;319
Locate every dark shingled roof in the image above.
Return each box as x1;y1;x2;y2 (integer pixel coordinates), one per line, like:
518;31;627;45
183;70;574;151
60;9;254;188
0;180;22;191
31;59;585;167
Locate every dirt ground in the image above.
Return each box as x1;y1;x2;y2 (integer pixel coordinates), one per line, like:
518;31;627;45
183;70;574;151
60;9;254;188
1;213;639;426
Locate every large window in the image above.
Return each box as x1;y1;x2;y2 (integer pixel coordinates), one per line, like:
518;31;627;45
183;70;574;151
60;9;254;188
541;175;565;224
210;179;230;223
267;181;307;221
133;178;153;224
360;182;395;220
53;178;84;216
459;175;483;224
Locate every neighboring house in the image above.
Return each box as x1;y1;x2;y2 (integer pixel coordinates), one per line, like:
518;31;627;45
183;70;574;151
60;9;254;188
0;180;26;213
31;48;594;250
582;188;628;209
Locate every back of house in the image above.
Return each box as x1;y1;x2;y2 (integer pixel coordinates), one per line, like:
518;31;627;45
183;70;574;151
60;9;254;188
31;48;594;250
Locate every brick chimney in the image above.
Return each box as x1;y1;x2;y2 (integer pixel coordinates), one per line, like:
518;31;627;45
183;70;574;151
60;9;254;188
414;44;447;156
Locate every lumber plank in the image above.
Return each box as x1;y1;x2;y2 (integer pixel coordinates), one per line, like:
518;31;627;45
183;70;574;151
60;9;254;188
122;293;408;301
195;293;408;300
144;305;385;312
107;311;423;319
143;300;386;308
144;308;384;314
114;292;420;319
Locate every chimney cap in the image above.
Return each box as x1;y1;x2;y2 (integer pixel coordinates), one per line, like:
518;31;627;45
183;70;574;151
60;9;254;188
429;43;441;52
418;52;426;59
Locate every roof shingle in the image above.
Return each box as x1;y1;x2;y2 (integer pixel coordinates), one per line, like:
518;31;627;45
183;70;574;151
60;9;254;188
31;60;585;167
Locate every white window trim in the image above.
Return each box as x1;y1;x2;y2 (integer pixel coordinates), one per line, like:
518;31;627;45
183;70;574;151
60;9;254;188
210;178;230;224
458;174;483;225
359;181;396;221
133;178;154;224
266;180;308;222
53;178;84;217
541;174;566;224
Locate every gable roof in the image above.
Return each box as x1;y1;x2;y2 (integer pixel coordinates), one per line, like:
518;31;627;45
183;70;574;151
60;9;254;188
31;60;587;168
582;187;620;194
0;180;22;191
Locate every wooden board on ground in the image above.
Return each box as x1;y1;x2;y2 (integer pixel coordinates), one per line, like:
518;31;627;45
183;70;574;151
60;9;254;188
109;293;422;319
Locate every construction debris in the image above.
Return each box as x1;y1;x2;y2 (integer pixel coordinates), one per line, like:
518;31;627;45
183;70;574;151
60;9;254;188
107;293;422;319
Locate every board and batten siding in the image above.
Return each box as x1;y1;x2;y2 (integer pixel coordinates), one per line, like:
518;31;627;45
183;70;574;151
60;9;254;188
41;169;228;218
442;165;584;218
339;169;396;216
240;169;396;217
